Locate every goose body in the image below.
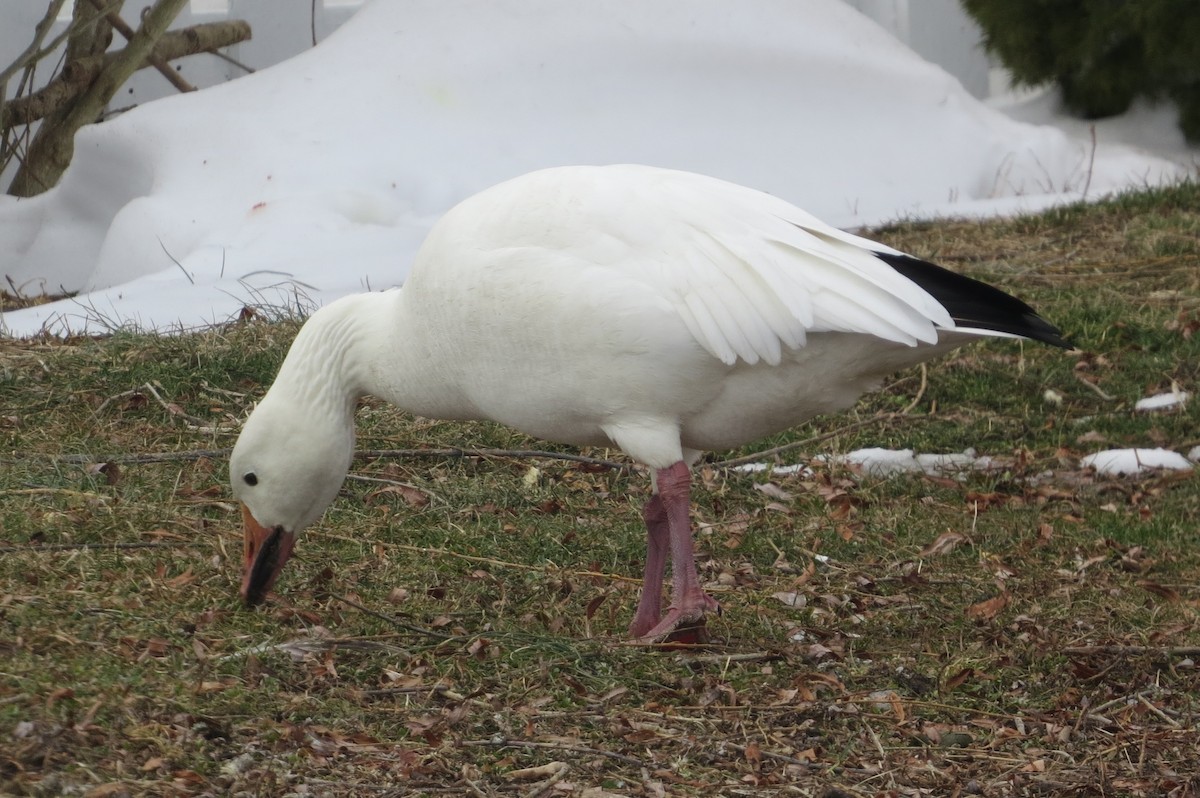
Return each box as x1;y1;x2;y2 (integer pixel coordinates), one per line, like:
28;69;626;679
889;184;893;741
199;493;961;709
231;164;1068;639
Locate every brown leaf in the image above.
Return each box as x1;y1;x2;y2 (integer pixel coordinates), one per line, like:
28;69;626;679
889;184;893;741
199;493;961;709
122;394;148;411
86;461;121;485
171;770;206;786
803;643;838;660
584;593;607;619
506;762;569;781
754;482;793;501
466;637;492;659
1138;581;1180;602
195;681;231;694
367;484;430;508
404;714;442;736
966;591;1010;621
964;491;1007;510
920;531;967;558
828;498;855;520
140;528;187;541
165;567;195;587
46;687;74;707
721;513;752;548
773;591;807;608
943;667;976;691
596;686;628;704
145;638;170;657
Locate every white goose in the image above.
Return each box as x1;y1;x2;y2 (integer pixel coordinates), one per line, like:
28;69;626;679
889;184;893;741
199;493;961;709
231;164;1068;640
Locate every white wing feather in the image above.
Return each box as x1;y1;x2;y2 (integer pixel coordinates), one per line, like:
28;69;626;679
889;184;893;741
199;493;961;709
603;168;954;366
437;165;959;368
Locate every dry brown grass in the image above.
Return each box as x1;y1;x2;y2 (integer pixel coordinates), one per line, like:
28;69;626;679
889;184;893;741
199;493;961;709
2;186;1199;796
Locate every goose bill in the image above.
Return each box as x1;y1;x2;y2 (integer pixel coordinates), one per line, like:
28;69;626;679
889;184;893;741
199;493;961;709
240;503;296;605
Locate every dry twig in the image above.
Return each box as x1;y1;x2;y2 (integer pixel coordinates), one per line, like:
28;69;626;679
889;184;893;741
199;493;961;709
461;738;643;768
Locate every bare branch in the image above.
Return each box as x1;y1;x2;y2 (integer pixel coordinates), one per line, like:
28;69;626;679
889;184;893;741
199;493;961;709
3;21;250;128
0;0;71;96
8;0;190;196
86;0;195;93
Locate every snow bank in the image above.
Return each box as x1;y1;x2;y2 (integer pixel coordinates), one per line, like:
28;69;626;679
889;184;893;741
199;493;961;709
736;445;1199;480
1079;448;1193;476
737;447;1004;478
1135;391;1190;412
1;0;1192;337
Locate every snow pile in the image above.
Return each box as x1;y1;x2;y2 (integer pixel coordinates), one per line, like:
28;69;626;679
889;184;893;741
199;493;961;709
1;0;1193;337
735;447;1004;478
737;444;1199;480
1080;448;1194;476
733;463;813;476
819;447;1004;477
1135;391;1190;412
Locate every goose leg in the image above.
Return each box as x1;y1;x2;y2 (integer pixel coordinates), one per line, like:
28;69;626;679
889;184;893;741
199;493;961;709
628;494;669;637
635;461;720;641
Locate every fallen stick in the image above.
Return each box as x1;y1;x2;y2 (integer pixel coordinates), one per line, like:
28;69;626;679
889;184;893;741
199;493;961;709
461;738;643;768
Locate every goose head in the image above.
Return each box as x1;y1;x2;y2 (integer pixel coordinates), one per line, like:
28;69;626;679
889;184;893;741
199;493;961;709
230;390;355;604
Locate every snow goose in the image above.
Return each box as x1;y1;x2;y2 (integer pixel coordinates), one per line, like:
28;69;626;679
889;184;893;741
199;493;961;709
231;164;1069;640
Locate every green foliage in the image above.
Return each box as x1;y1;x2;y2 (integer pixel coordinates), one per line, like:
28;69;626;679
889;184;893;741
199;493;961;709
962;0;1200;141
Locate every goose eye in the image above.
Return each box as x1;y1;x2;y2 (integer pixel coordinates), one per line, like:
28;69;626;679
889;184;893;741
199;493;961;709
243;472;259;487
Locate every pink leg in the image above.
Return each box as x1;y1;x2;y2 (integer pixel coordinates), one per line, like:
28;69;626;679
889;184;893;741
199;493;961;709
628;494;669;637
635;461;720;641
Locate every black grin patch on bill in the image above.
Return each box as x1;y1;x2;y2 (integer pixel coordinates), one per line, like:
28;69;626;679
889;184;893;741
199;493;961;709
244;526;286;605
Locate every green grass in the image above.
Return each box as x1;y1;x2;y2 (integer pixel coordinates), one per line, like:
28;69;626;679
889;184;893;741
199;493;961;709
2;184;1199;796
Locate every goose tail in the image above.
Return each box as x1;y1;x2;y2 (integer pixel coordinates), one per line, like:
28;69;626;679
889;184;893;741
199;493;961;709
874;252;1072;349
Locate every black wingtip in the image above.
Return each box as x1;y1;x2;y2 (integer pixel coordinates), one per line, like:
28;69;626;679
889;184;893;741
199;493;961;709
874;252;1072;350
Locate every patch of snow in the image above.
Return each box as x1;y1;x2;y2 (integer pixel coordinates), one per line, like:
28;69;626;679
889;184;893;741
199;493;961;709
916;451;989;474
813;447;1001;477
1188;446;1200;464
1080;448;1194;476
731;463;812;476
2;0;1194;337
838;448;922;476
1134;391;1190;412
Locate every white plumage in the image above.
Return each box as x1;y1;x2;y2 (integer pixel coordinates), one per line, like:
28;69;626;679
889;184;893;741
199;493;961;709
231;164;1066;640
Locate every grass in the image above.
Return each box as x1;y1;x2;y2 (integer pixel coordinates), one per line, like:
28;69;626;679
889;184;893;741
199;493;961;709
2;184;1199;797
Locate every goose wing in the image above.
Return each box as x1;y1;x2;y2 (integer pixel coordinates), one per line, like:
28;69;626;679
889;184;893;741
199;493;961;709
580;166;954;366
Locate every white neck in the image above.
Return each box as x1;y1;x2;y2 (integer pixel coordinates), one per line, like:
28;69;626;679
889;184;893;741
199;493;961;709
270;290;475;424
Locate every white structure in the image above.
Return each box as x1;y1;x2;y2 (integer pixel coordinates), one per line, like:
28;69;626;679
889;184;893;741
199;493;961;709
844;0;990;98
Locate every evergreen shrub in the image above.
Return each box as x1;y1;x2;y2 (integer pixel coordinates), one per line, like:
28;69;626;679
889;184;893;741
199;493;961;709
961;0;1200;142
